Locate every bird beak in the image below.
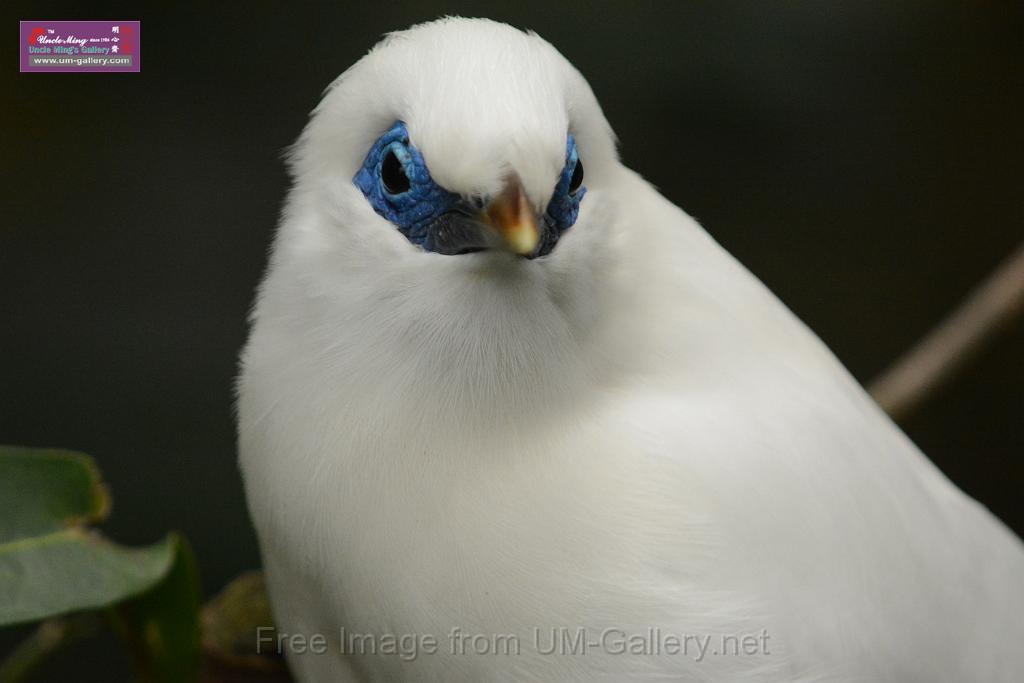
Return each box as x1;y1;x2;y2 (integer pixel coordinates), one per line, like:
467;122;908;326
483;174;540;256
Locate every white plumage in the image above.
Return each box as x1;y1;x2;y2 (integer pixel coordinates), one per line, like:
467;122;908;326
238;18;1024;682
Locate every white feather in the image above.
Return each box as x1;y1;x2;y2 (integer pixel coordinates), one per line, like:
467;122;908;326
239;17;1024;682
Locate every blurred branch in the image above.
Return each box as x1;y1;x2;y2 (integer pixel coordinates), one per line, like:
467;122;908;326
0;615;99;683
870;242;1024;422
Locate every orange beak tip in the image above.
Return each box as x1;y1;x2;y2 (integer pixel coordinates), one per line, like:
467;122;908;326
485;175;541;256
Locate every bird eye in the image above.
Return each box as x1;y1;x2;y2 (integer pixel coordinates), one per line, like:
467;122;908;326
381;148;410;195
568;159;584;195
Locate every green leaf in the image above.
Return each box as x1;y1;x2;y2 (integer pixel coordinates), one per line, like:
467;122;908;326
0;446;177;627
110;533;202;683
0;530;176;627
0;446;109;544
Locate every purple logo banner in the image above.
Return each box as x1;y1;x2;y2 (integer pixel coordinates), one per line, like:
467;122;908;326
20;20;140;73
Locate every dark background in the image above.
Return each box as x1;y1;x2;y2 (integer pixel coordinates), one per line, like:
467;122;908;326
2;1;1022;679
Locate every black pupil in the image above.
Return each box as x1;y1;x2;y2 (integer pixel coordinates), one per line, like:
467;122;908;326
381;149;410;194
568;159;584;194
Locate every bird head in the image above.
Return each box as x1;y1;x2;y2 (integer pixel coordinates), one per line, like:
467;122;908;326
258;19;630;422
283;17;618;263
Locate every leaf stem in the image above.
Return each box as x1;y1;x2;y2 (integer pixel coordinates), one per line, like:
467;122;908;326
0;615;99;683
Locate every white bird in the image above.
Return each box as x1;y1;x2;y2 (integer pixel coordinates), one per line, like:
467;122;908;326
238;17;1024;682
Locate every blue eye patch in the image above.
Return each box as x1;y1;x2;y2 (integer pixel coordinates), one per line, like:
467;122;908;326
353;122;586;256
543;134;586;233
352;121;461;249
